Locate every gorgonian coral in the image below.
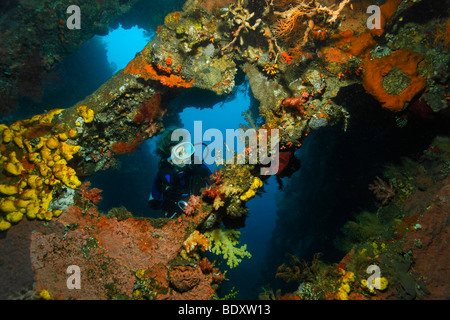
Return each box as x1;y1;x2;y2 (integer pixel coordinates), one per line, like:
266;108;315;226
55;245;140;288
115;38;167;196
368;176;396;206
271;0;350;56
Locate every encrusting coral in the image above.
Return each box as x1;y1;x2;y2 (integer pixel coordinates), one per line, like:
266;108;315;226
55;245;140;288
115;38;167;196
124;49;195;89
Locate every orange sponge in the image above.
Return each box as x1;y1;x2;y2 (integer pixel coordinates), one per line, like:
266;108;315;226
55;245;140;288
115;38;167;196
362;49;427;112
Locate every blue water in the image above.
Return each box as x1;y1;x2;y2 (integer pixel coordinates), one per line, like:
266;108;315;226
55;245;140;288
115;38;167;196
102;24;154;73
224;177;278;299
178;81;278;299
179;83;251;170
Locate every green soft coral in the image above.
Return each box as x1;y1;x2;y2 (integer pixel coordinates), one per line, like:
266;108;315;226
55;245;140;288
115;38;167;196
205;228;251;268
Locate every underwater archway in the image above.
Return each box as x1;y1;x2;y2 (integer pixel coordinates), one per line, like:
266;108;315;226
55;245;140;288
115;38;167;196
1;0;449;302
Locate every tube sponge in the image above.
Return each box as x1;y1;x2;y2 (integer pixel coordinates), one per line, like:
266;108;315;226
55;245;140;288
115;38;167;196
4;152;25;176
0;108;83;230
67;129;77;139
2;129;13;143
53;164;81;189
0;219;11;231
0;199;17;213
240;177;263;201
46;137;59;149
6;211;23;224
26;201;40;219
58;142;81;161
38;109;64;125
76;105;95;123
0;184;19;196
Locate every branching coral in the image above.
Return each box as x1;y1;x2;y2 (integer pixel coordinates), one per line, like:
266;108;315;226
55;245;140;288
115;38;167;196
220;0;262;53
209;169;223;185
272;0;350;52
205;227;251;269
275;253;323;283
203;185;226;211
282;96;309;114
368;176;396;206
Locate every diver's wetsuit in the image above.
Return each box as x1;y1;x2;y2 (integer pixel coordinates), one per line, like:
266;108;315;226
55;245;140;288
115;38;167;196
148;159;211;218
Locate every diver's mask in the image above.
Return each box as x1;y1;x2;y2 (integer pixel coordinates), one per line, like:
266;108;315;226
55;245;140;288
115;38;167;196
167;142;194;168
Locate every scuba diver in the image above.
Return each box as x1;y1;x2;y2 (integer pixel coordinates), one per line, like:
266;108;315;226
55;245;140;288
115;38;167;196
148;128;212;219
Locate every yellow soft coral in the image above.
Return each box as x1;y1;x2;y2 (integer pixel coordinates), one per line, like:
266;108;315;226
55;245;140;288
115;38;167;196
205;228;252;268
